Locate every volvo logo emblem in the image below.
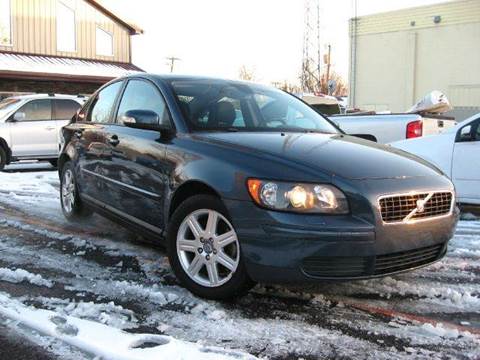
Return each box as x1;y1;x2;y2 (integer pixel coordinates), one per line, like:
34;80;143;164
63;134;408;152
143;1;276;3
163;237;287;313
416;199;426;213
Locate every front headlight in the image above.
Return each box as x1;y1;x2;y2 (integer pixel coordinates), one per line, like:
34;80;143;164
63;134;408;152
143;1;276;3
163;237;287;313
247;179;349;214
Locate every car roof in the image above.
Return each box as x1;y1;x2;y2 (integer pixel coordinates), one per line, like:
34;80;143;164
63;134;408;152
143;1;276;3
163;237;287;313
124;73;271;88
9;93;86;101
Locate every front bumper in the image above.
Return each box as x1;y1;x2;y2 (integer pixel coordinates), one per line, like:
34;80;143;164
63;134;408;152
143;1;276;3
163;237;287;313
224;198;459;284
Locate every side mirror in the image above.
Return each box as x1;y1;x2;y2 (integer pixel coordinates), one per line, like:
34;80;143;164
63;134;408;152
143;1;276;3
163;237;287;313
120;109;172;133
75;108;82;122
12;112;26;122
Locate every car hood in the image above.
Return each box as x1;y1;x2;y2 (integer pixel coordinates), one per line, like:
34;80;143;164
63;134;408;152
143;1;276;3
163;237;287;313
197;132;442;180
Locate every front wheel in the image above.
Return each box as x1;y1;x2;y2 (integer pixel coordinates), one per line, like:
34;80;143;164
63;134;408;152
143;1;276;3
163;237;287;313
167;195;254;300
60;161;92;220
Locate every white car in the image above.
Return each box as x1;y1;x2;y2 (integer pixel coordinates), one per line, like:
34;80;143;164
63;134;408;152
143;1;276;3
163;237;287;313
0;94;86;170
391;113;480;205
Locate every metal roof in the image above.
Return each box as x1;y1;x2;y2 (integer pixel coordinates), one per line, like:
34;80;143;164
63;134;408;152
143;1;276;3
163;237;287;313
84;0;143;35
0;53;143;83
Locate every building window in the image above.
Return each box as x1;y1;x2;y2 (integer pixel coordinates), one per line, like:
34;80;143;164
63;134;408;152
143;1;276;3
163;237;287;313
57;1;76;52
0;0;11;46
96;26;113;56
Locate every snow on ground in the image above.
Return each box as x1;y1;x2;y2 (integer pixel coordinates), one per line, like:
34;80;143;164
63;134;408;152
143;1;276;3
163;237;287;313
0;163;479;359
0;293;254;360
0;267;54;288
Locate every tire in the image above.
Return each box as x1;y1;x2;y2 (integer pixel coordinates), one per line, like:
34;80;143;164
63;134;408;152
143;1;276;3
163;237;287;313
48;159;58;168
0;147;6;171
167;195;255;300
60;161;92;221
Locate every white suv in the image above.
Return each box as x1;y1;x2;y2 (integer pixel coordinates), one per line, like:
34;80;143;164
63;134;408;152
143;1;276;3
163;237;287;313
0;94;86;170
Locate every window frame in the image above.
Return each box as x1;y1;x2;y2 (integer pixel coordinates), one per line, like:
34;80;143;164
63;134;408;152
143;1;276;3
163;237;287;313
56;0;77;53
113;78;174;129
9;99;53;122
0;0;12;47
83;80;125;125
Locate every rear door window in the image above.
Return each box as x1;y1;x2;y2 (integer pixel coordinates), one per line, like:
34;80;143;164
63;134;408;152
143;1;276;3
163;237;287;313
87;81;123;123
15;100;52;121
54;99;81;120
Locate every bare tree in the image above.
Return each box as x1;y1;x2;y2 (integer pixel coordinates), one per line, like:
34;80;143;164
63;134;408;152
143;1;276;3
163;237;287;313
319;71;348;96
298;65;348;97
272;81;301;94
238;65;256;81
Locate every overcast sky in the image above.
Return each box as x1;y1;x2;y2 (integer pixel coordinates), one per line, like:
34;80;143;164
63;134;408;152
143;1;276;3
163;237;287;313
101;0;451;85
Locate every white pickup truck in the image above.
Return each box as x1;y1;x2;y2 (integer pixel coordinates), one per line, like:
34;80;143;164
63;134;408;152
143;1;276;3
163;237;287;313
329;112;457;144
298;92;457;144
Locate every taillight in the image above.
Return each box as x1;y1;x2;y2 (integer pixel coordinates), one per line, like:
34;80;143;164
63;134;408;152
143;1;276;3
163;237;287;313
406;120;423;138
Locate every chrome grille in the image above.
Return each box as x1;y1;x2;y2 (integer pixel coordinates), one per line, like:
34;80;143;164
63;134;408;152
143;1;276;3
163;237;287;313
379;191;453;223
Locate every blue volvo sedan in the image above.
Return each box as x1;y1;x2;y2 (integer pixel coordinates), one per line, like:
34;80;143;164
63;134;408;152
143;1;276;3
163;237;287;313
58;74;458;299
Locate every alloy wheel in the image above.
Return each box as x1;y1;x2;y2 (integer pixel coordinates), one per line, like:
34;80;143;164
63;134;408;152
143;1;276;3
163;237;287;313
176;209;240;288
61;169;76;214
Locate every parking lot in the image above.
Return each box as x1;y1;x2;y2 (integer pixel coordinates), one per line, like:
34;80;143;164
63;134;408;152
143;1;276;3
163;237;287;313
0;162;478;359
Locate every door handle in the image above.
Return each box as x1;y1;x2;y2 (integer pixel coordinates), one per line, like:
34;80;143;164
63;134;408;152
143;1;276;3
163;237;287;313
108;135;120;146
45;126;56;131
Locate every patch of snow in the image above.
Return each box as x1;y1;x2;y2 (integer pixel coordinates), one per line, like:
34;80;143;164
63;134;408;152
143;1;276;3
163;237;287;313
0;267;53;288
460;213;479;221
0;169;62;221
419;323;461;338
0;293;255;360
84;280;180;306
39;297;138;330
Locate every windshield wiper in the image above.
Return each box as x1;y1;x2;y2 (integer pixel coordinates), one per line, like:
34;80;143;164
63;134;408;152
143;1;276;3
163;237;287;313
299;129;335;134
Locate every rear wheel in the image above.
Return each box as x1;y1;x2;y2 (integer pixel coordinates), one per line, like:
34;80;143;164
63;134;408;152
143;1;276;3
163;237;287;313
167;195;254;299
0;147;6;171
60;161;91;220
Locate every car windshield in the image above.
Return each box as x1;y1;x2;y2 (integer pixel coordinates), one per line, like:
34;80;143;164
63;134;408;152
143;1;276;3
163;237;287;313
0;98;20;118
168;79;340;134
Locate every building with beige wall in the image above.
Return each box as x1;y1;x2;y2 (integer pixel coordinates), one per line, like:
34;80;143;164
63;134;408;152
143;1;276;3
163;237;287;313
0;0;143;96
349;0;480;121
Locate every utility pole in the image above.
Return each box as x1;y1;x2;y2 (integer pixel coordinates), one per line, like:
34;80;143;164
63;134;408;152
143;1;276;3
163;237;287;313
166;56;181;73
325;44;331;92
